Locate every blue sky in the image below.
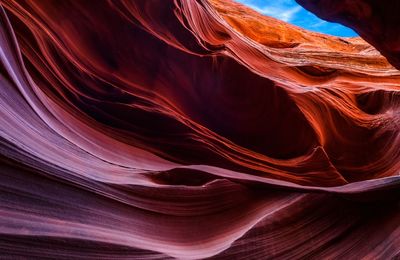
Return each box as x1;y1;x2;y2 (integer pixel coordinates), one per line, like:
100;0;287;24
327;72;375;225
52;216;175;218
236;0;358;37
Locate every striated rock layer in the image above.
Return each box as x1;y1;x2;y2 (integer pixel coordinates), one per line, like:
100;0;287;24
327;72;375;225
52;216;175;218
0;0;399;259
296;0;400;70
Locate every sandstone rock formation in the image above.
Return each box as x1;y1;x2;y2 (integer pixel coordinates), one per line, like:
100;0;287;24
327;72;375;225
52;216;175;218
0;0;399;258
296;0;400;69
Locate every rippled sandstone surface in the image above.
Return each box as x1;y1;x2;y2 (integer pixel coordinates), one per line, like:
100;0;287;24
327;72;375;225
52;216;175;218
0;0;399;259
296;0;400;70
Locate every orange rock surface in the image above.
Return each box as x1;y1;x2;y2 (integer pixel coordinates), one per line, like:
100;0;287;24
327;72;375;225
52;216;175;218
210;0;393;70
297;0;400;69
0;0;399;258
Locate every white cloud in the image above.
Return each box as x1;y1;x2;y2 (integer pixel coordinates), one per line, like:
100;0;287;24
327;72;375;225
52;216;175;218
238;1;302;22
310;20;327;28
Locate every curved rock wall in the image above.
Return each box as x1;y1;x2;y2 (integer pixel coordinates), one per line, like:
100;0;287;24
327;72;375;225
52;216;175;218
0;0;399;258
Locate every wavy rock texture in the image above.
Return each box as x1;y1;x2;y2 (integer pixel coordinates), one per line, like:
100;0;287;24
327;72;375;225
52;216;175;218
0;0;399;259
296;0;400;70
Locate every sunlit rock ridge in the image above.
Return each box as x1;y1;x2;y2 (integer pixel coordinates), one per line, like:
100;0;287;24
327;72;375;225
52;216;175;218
0;0;399;259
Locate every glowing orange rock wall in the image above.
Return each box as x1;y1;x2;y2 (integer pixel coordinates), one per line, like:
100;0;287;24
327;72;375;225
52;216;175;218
0;0;399;258
296;0;400;69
